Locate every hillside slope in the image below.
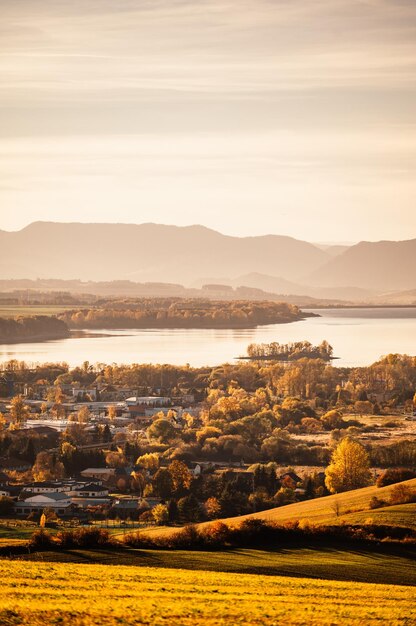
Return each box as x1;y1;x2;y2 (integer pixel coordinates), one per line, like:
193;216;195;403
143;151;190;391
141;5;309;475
146;478;416;539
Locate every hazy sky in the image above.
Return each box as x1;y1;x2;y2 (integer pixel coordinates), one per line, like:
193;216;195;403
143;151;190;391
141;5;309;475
1;0;415;242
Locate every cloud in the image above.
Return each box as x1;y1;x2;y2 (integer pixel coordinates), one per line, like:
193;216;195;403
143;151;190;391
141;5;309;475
0;0;415;240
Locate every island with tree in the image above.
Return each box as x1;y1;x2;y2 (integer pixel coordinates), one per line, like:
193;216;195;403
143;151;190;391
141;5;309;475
241;340;334;361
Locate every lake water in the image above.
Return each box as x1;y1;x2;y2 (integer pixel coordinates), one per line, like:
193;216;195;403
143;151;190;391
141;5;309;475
1;308;416;368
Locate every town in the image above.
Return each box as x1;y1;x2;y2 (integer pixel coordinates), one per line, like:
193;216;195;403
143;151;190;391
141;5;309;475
0;353;415;532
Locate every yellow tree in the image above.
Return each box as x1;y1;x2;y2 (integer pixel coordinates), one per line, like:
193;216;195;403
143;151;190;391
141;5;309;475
168;460;192;494
108;405;117;421
77;406;91;424
136;453;159;472
325;437;372;493
10;395;30;426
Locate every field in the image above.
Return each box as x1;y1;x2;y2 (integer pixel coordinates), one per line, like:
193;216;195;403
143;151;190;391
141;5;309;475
0;521;39;541
0;305;75;318
0;560;414;626
12;544;416;587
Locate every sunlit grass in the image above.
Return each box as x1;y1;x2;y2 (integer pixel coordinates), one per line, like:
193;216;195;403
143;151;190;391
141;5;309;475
0;560;414;625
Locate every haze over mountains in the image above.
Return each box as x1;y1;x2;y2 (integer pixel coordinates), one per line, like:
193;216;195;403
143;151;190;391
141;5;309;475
1;222;415;301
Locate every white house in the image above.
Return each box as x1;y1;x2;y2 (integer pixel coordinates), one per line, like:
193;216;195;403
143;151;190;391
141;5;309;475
23;482;66;494
14;493;73;516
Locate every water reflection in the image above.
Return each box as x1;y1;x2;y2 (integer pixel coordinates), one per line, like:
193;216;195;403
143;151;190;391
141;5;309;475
1;308;416;368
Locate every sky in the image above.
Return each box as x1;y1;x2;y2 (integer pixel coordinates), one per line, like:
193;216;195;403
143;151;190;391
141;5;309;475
0;0;415;242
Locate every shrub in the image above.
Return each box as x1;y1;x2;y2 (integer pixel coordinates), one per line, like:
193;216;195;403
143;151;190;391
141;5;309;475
369;496;386;509
198;521;231;547
55;527;113;549
376;468;416;487
28;530;55;550
389;484;416;505
169;524;202;549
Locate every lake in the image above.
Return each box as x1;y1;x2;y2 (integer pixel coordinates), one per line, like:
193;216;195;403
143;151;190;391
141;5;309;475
1;308;416;368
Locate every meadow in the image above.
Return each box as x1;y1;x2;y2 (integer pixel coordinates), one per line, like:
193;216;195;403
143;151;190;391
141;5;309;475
0;305;76;318
0;560;414;626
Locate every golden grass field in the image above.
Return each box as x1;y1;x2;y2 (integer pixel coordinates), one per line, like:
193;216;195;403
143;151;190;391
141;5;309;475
144;478;416;540
0;560;415;626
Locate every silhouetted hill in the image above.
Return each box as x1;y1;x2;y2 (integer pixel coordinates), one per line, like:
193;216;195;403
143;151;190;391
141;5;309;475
0;222;328;284
308;239;416;291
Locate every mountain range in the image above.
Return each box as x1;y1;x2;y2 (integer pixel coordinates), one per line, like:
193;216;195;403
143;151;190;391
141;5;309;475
0;222;415;299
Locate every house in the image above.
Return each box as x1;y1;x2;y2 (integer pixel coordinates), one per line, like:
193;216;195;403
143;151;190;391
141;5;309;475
23;481;66;494
192;463;202;476
0;483;21;498
70;496;112;509
110;498;140;519
280;471;302;489
125;396;171;418
14;492;73;516
69;483;109;498
80;468;116;483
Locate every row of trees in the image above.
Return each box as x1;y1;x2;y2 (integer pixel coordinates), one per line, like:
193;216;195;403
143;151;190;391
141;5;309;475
0;316;69;344
3;352;416;408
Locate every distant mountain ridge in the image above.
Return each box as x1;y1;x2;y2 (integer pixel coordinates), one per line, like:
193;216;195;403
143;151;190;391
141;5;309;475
0;222;415;295
0;221;328;284
308;239;416;291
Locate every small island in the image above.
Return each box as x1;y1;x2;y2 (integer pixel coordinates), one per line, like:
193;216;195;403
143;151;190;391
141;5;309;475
239;340;335;361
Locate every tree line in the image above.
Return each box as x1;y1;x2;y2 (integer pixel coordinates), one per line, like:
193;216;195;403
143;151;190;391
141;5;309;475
0;316;69;344
58;299;303;329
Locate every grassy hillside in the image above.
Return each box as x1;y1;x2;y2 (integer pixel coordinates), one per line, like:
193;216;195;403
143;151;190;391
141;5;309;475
145;478;416;539
0;560;414;626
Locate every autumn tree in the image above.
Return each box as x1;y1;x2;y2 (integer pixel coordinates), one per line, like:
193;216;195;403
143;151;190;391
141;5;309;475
10;395;30;426
152;468;173;499
32;451;65;482
108;405;117;421
152;503;169;525
167;460;192;495
325;437;372;493
204;496;221;519
136;453;159;472
77;406;91;424
130;470;146;496
105;450;127;468
146;418;177;443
